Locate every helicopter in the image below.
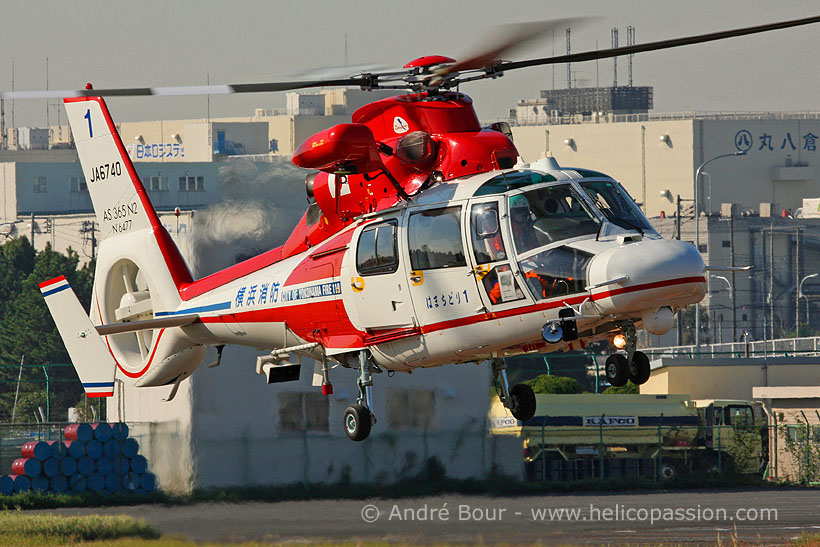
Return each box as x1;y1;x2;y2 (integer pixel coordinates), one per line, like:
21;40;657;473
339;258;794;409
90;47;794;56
12;15;820;441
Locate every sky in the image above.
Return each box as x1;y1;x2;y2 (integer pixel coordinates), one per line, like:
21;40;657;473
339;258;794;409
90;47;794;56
2;0;820;127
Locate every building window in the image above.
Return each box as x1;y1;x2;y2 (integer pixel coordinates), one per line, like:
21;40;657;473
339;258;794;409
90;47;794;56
386;389;436;430
278;392;329;432
70;177;87;193
179;176;204;192
33;176;47;193
144;176;167;192
697;244;707;253
722;240;731;248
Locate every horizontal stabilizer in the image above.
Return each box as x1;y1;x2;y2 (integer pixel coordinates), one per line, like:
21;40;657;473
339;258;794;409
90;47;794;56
39;276;117;397
95;314;198;336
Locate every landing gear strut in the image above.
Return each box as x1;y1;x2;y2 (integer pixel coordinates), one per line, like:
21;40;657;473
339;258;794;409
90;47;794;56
343;350;377;441
493;358;536;421
606;322;651;387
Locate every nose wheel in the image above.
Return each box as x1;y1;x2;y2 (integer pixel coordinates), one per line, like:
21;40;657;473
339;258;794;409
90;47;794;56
605;350;651;387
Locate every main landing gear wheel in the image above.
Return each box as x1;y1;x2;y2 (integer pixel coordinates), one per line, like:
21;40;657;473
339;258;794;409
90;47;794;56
605;354;629;387
343;404;372;442
629;351;651;385
510;384;536;421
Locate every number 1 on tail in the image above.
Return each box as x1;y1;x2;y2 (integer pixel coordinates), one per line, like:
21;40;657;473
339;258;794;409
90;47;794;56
84;109;93;138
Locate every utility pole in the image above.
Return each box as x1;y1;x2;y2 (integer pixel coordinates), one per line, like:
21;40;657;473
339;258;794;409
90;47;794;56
30;212;35;246
729;213;737;341
769;224;775;341
796;228;801;337
11;355;24;423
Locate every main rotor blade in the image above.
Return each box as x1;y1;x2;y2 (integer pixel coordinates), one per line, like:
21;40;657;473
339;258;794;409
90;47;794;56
498;14;820;73
0;76;381;100
444;18;590;74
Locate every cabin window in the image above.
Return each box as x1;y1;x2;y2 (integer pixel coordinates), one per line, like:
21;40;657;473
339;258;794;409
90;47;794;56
408;206;466;270
356;221;398;275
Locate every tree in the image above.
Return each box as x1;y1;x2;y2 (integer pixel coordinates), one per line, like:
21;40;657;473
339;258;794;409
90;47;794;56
523;374;584;394
603;381;639;394
0;240;95;421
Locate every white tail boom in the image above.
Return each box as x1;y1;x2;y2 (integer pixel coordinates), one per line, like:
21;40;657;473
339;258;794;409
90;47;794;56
39;276;117;397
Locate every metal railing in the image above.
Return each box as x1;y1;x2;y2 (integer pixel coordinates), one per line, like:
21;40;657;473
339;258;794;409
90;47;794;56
644;336;820;360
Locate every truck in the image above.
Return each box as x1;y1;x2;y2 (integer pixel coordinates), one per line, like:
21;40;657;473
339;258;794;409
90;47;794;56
489;394;768;481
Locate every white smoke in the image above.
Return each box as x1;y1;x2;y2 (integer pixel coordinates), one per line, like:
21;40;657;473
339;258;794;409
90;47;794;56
182;158;309;277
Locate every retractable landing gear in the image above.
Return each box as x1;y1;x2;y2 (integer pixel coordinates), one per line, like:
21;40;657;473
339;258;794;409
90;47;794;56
493;358;536;422
343;350;377;442
606;323;651;387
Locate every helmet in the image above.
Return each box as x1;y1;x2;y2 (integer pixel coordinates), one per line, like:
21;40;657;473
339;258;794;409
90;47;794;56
510;194;530;212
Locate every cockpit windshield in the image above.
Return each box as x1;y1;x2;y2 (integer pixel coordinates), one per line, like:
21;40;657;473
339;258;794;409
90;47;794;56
508;184;600;255
580;180;654;233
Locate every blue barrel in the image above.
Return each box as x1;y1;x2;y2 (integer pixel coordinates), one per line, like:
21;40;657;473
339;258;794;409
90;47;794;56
86;440;103;460
65;423;94;442
65;440;85;459
31;476;49;492
77;456;96;477
121;438;139;459
60;457;78;477
22;440;52;461
50;476;69;493
130;455;148;474
13;458;42;477
122;472;139;492
96;457;112;475
87;473;105;492
92;423;112;442
42;458;59;478
0;475;13;495
114;457;131;475
69;474;86;493
104;439;121;458
12;475;31;493
140;472;156;492
111;423;129;441
47;440;67;459
104;473;121;493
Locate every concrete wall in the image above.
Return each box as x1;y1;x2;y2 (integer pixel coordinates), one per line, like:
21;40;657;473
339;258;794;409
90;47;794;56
189;345;517;488
0;163;17;222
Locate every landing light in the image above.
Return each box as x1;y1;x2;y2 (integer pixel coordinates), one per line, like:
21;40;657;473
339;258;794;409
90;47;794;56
613;334;627;349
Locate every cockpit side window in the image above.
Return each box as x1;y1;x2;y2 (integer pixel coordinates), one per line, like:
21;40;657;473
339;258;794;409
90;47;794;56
508;184;600;255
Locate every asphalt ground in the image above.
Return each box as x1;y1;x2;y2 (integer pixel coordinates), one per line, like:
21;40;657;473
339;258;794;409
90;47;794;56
34;488;820;545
